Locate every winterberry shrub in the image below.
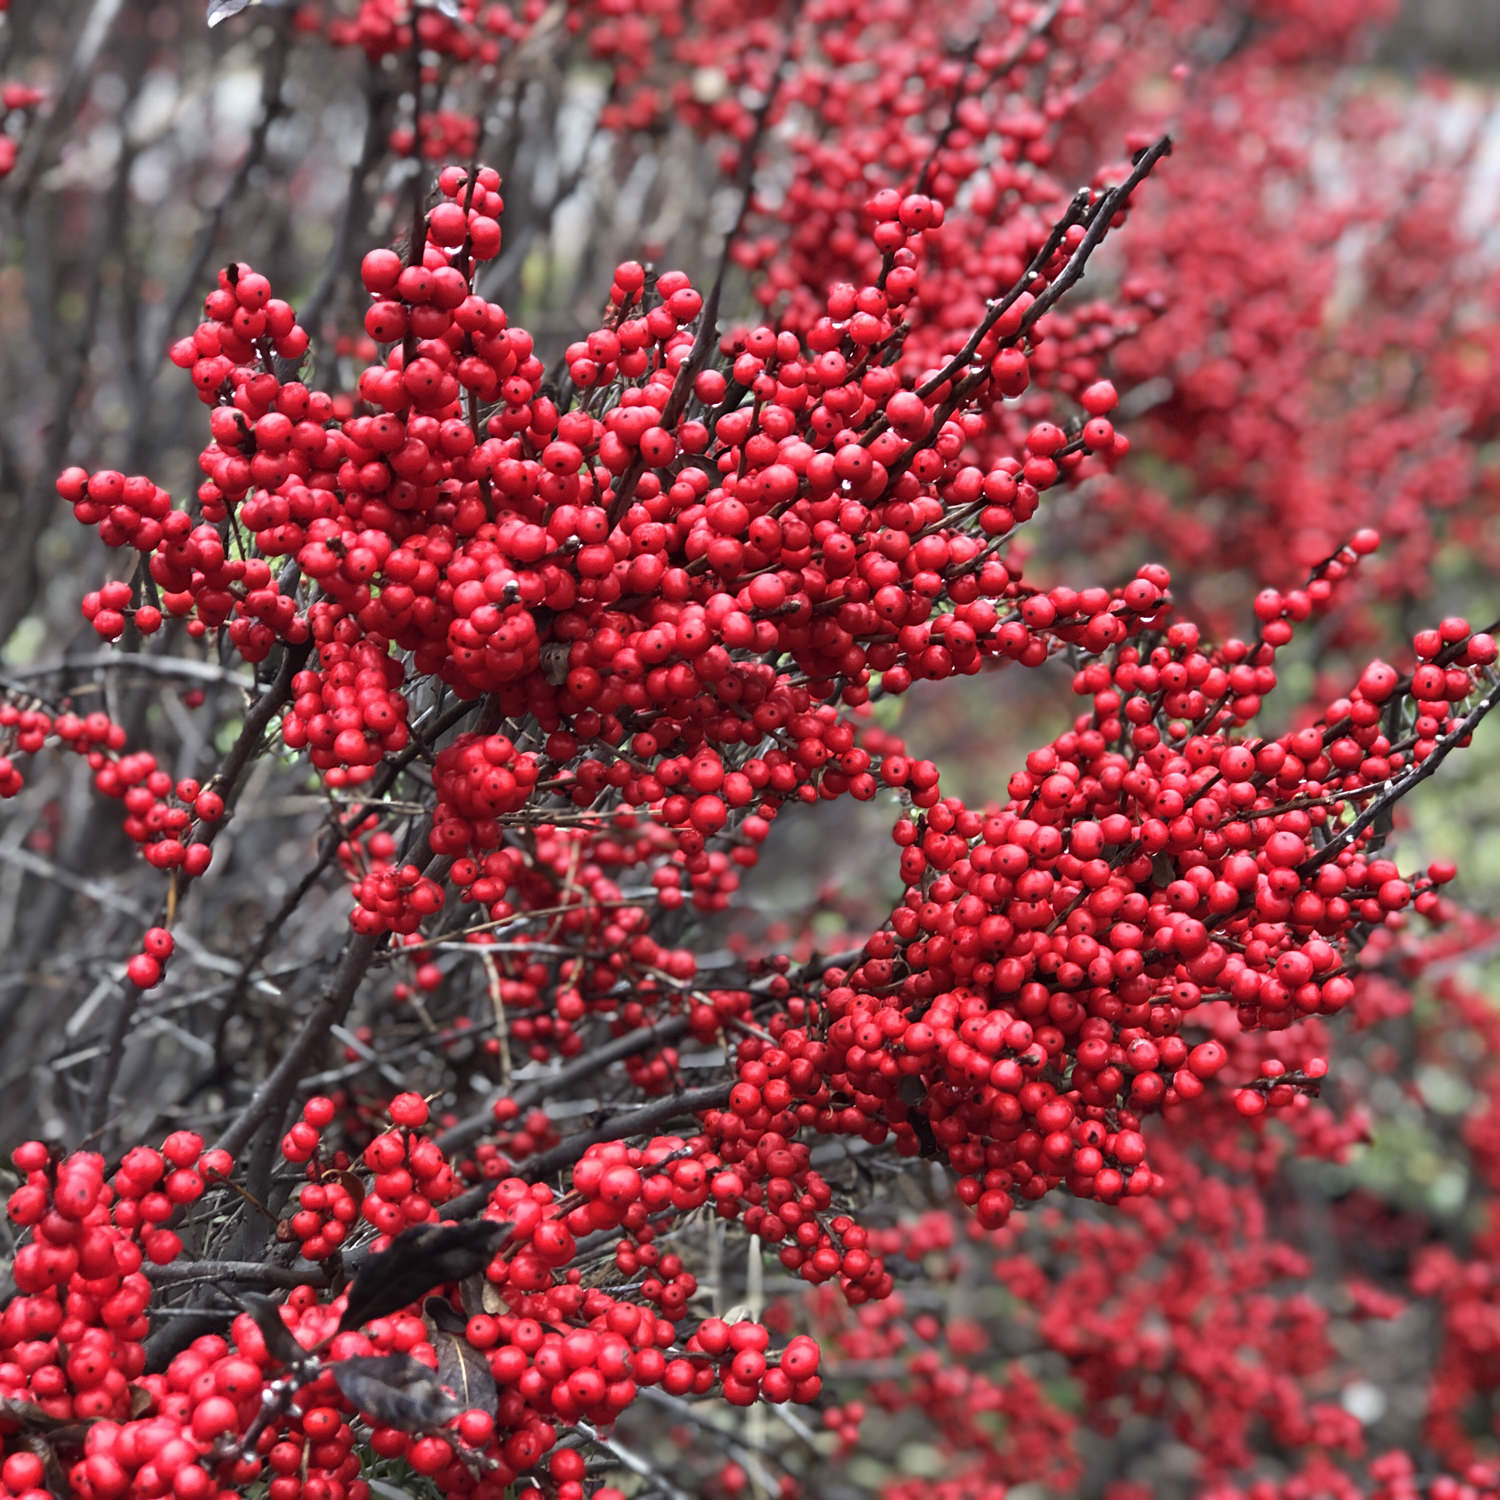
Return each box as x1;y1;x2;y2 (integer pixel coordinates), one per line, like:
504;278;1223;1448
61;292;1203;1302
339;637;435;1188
2;2;1500;1499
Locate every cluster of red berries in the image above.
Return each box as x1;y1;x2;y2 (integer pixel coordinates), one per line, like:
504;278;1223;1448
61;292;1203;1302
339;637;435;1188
0;704;225;987
0;1113;834;1500
282;639;410;786
430;734;542;847
2;1133;219;1449
683;569;1497;1231
284;0;1500;658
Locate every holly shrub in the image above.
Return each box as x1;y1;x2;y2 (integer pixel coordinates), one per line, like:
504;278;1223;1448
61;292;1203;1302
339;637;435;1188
2;2;1500;1499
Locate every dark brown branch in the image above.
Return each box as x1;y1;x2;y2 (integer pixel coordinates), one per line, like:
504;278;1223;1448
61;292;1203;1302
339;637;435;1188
213;928;387;1162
